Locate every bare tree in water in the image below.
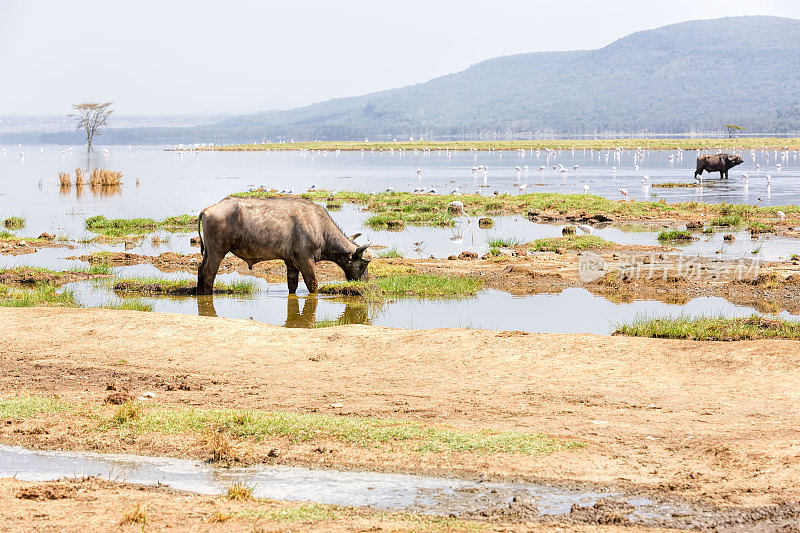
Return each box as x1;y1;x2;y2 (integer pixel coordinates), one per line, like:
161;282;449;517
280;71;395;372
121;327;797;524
70;102;113;150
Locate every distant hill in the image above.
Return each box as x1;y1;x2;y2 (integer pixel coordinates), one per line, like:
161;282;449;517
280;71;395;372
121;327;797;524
12;16;800;144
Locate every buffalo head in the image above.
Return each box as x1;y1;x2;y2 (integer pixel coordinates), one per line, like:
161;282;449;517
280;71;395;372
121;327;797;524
727;154;744;167
342;242;372;281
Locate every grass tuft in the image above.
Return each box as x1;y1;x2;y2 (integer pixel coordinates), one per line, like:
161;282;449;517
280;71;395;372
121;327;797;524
376;247;403;258
225;481;255;501
657;229;694;241
3;217;25;230
486;235;522;248
120;504;147;526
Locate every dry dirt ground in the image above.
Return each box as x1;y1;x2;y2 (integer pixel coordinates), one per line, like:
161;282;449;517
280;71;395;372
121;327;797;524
1;307;800;530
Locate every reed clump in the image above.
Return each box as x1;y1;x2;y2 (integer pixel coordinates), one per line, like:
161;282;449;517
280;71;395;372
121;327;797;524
74;167;85;186
58;172;71;187
89;168;123;186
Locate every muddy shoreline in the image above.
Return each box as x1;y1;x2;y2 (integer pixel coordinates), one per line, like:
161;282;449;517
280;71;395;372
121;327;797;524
61;249;800;314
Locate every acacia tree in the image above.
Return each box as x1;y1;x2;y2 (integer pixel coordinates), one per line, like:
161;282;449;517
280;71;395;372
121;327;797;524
70;102;113;149
724;123;745;138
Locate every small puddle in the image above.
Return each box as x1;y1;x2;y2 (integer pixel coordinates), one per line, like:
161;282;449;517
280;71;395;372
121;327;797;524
0;445;694;522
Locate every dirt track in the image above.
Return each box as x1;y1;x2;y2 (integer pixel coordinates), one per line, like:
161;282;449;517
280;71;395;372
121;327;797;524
2;307;800;517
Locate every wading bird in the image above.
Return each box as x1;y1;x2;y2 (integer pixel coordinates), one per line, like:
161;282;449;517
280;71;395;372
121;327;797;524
619;188;630;201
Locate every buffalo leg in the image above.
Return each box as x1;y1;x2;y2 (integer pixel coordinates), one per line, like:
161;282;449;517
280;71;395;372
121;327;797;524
197;248;225;295
286;261;300;294
299;260;318;293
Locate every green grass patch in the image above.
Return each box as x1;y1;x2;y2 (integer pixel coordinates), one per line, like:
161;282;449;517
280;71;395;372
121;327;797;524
102;404;579;455
320;274;482;299
0;397;70;419
657;229;694;242
0;282;79;308
3;217;25;229
364;211;453;228
101;300;153;312
85;214;197;236
113;276;257;296
376;247;403;258
709;215;743;227
615;315;800;341
748;221;774;233
486;235;522;248
529;235;614;252
69;264;112;275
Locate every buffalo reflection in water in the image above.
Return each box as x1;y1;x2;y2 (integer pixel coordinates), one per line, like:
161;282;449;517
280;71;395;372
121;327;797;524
195;294;370;327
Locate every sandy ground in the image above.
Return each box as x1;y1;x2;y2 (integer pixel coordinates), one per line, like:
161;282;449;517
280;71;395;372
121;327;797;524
1;307;800;519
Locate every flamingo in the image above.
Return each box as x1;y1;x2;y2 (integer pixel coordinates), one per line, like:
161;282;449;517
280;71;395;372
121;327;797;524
416;168;423;178
537;165;545;171
573;165;580;170
776;164;782;171
583;185;590;194
619;188;630;202
776;211;787;221
518;183;529;194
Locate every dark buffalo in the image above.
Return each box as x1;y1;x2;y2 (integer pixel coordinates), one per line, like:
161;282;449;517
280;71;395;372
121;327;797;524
196;196;371;295
694;153;743;179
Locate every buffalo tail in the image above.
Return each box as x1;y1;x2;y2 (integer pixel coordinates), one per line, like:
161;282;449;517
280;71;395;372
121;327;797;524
197;212;205;256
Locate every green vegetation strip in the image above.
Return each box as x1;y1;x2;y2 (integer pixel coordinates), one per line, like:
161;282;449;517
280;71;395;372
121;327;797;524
529;235;614;251
0;282;79;308
615;315;800;341
104;403;579;454
112;276;257;295
0;397;71;419
193;138;800;152
85;214;197;236
657;230;694;242
319;273;481;299
234;190;800;229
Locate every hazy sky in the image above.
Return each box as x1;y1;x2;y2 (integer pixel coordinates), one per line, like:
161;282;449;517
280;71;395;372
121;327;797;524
2;0;799;116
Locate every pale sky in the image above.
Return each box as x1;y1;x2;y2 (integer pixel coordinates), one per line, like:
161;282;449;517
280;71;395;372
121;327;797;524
2;0;800;115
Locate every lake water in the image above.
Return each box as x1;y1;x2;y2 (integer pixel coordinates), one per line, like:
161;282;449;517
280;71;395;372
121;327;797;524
2;144;799;240
1;145;799;333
